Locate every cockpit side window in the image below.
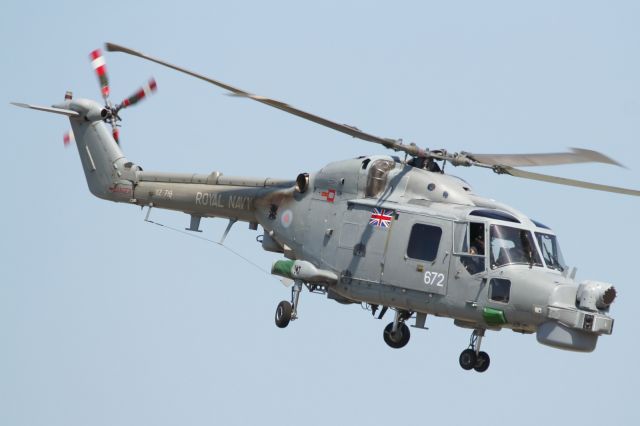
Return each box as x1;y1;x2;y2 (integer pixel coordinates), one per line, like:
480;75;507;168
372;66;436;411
489;278;511;303
469;223;485;256
535;232;567;272
490;225;543;269
459;222;486;274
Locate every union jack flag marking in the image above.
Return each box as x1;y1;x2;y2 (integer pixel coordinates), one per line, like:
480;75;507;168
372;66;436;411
369;208;394;228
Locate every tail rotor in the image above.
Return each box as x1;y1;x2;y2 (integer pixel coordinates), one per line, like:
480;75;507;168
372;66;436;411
89;48;157;144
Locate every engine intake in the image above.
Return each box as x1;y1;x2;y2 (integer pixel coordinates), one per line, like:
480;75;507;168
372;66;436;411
295;173;309;193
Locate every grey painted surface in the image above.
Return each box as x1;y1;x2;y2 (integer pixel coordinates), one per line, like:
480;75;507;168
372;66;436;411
57;97;614;355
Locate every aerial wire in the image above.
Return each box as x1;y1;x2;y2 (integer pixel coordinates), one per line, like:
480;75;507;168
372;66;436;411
143;210;278;280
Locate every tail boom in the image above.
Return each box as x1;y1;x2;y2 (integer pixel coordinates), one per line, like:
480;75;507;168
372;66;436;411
17;97;295;224
131;174;294;223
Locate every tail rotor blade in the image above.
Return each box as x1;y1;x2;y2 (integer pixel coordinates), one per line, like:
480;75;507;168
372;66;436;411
118;78;157;110
112;127;120;144
89;49;111;102
63;131;74;147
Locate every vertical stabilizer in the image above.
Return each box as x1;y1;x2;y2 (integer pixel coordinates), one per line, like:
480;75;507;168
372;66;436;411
57;98;139;202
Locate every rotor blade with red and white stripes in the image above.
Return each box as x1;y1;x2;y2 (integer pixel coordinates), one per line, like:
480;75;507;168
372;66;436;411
89;49;110;103
112;127;120;143
117;78;157;110
63;131;74;147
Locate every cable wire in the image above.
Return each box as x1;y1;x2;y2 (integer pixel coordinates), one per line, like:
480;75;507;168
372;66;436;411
143;213;276;279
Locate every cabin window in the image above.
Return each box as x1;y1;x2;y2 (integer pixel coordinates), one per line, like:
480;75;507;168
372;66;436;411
489;278;511;303
407;224;442;261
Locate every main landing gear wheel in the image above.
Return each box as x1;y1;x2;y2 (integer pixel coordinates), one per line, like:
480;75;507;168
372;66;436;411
459;329;491;372
383;322;411;349
474;351;490;373
275;300;293;328
274;281;303;329
459;349;477;370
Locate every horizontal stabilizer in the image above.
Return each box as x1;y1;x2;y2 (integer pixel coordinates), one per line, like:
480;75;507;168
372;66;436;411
11;102;79;117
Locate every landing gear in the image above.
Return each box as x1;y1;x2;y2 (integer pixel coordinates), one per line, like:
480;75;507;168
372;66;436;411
474;351;490;373
459;329;491;372
274;280;303;329
459;349;477;370
382;310;411;349
275;301;292;328
383;322;410;348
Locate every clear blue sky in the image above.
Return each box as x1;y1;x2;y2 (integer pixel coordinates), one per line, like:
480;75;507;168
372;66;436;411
2;1;639;425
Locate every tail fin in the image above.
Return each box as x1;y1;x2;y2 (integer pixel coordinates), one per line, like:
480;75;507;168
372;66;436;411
58;98;139;202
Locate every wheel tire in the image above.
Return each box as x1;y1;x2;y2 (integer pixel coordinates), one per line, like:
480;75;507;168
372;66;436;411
275;300;293;328
383;322;411;349
459;349;477;370
474;351;490;373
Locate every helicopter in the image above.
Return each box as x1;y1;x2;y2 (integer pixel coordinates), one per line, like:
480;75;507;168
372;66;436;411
13;43;639;373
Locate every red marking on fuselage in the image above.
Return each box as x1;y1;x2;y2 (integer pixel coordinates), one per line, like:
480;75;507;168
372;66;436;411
321;189;336;202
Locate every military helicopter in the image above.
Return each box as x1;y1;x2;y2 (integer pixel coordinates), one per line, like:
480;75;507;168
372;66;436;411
13;43;639;373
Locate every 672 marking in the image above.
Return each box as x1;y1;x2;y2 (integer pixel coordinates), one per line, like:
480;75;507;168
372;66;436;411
424;271;445;287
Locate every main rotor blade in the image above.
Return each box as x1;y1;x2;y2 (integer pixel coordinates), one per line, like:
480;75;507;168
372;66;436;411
466;148;623;168
500;166;640;196
105;42;416;153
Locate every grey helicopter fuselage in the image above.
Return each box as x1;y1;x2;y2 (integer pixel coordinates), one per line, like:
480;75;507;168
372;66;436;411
64;97;614;354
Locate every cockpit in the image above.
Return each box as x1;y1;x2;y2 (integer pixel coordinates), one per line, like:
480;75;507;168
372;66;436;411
534;231;567;271
456;215;567;275
490;224;542;269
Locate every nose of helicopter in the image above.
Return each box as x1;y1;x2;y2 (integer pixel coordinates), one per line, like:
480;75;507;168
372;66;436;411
536;280;615;352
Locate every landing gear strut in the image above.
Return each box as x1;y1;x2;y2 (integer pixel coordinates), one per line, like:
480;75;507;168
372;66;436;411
383;310;411;349
275;280;303;328
459;329;490;372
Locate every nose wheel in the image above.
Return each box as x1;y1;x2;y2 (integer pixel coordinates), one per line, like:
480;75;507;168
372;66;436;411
459;329;491;372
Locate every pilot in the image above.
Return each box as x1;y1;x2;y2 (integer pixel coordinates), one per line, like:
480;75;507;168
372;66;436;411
463;228;485;274
463;251;483;274
470;233;485;256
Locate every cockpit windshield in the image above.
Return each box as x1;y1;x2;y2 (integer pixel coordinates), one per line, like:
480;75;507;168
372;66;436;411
535;232;567;271
490;225;542;269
